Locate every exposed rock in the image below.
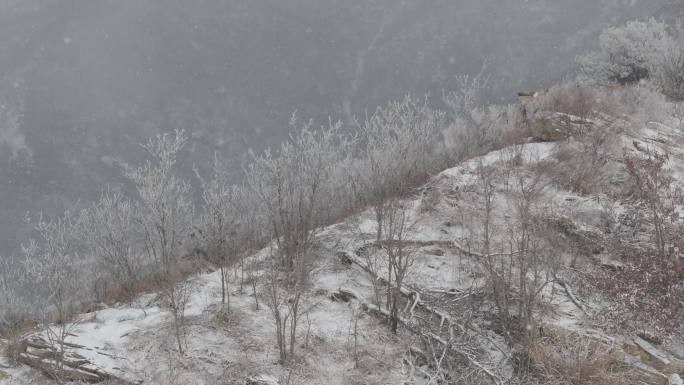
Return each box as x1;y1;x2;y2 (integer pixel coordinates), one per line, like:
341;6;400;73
246;374;279;385
336;251;353;266
631;361;669;385
17;336;134;384
670;374;684;385
634;336;672;366
528;112;593;142
330;290;353;303
0;338;9;368
666;342;684;360
427;248;445;256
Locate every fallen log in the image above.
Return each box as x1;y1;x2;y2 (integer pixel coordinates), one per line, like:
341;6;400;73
554;276;590;316
337;287;504;385
18;353;106;383
18;336;136;384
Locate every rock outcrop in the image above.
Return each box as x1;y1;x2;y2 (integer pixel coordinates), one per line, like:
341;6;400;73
16;336;133;384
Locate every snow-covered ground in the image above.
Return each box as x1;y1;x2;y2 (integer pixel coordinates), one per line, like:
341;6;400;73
4;117;684;384
2;242;410;384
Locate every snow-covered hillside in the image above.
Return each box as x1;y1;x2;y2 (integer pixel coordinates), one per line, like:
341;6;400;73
3;107;683;385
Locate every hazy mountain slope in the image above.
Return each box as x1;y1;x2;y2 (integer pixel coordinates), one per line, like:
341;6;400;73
0;0;670;254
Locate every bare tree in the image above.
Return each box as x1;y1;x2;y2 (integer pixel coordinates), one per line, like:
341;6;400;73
126;129;193;274
624;145;679;261
262;246;311;363
126;129;194;354
246;115;346;362
165;276;193;355
474;163;557;340
382;199;417;334
195;155;245;309
22;212;86;375
81;192;142;287
506;174;555;337
658;46;684;101
0;258;29;333
674;102;684;130
357;96;444;244
246;116;344;269
442;69;504;158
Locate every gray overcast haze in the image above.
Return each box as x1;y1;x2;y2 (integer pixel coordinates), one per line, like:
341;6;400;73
0;0;681;255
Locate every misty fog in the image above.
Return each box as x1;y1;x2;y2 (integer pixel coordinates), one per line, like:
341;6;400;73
0;0;678;255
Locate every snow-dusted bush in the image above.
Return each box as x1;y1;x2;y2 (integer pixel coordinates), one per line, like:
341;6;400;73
657;47;684;101
579;19;684;101
0;258;30;331
22;212;89;324
578;19;675;86
246;115;347;269
246;115;349;362
674;102;684;130
195;155;250;308
355;95;445;242
442;72;508;156
126;129;193;273
617;83;670;123
480;169;559;339
624;146;680;261
80;192;144;285
16;211;99;366
381;200;417;334
536;83;610;120
592;146;684;338
124;129;196;354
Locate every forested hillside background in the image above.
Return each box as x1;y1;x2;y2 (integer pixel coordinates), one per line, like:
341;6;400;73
0;0;680;254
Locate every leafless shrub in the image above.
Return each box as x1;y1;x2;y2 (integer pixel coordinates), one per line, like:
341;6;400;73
549;126;618;196
520;334;632;385
589;146;684;338
356;95;444;243
163;270;194;355
247;116;347;362
382;200;417;334
593;255;684;338
80;192;144;289
126;129;193;274
624;146;680;260
538;83;616;123
194;155;248;309
658;47;684;101
476;165;559;341
673;102;684;130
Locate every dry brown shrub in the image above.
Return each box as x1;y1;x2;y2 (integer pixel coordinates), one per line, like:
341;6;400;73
501;120;535;146
0;318;39;367
519;334;632;385
537;83;626;119
547;120;622;196
419;178;444;213
591;256;684;339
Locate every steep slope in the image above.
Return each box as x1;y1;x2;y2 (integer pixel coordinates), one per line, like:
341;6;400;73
3;102;683;385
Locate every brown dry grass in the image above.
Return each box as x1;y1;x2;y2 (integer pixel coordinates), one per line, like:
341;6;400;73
518;334;633;385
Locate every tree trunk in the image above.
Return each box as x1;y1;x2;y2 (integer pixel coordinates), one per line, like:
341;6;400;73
375;205;383;244
220;266;226;305
173;312;184;355
390;288;400;334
